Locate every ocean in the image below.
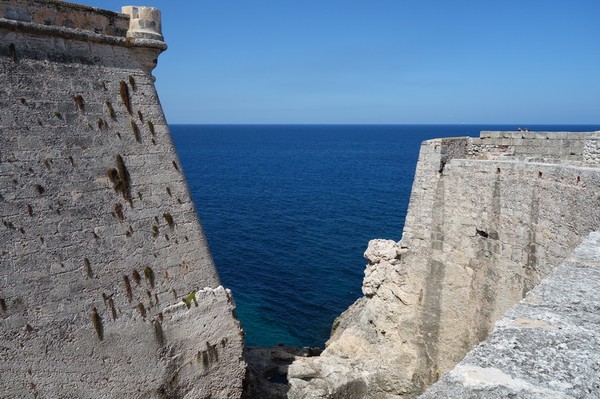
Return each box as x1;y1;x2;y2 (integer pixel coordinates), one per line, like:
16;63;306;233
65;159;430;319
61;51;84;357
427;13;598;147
171;124;598;348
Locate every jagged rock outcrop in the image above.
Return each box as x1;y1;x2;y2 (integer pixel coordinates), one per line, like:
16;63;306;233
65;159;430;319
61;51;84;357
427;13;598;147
289;132;600;398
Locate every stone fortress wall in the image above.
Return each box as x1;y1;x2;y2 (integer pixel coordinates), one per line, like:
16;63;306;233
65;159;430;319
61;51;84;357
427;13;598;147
288;130;600;398
0;2;245;398
2;2;598;398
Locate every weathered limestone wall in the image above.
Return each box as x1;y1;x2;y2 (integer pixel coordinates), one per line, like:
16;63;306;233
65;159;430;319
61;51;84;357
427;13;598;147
0;2;245;398
421;231;600;398
288;131;600;398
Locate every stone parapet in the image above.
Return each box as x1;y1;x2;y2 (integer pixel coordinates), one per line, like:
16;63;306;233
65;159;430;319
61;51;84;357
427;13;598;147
0;1;166;74
0;0;129;37
468;130;600;162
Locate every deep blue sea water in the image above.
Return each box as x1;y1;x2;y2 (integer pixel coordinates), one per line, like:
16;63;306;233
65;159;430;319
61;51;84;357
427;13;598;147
171;124;598;348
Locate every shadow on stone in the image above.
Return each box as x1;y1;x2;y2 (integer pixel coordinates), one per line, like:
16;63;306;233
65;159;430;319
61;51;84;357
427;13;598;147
242;345;321;399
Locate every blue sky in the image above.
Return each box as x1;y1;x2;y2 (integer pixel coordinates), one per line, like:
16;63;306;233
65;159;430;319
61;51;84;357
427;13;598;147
82;1;599;124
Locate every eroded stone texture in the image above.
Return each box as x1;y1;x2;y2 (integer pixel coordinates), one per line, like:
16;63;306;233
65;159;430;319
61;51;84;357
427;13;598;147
289;132;600;398
420;231;600;398
0;2;245;397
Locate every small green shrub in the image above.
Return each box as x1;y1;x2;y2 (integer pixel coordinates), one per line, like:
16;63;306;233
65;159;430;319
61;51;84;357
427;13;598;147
182;290;197;309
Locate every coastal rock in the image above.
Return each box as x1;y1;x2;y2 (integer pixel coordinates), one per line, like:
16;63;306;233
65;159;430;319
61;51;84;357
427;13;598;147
364;239;398;264
363;240;406;299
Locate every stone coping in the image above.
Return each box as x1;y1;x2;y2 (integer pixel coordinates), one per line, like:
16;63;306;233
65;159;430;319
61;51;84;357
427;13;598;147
480;131;600;139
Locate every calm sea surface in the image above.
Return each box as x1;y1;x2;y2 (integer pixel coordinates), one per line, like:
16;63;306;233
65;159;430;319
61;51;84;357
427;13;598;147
171;124;598;347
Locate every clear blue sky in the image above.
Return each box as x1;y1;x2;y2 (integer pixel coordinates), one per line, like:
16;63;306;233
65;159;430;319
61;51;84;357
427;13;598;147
82;1;599;124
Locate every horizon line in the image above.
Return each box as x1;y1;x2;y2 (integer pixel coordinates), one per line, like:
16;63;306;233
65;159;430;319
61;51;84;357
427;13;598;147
167;122;600;127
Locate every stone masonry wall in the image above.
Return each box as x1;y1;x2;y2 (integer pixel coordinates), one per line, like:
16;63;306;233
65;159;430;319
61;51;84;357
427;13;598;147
288;131;600;398
421;231;600;398
0;3;245;398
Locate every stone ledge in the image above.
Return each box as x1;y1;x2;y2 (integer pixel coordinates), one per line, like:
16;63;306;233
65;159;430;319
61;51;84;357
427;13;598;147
0;18;167;51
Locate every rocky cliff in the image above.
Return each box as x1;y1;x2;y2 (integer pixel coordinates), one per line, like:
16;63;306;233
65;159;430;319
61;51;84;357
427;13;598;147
288;131;600;398
0;2;245;397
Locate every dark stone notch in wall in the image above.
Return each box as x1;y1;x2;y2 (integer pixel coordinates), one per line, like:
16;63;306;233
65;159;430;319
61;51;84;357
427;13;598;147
120;80;132;115
198;341;220;370
9;43;16;62
130;120;141;142
475;229;489;238
90;307;103;341
107;154;133;206
73;94;84;113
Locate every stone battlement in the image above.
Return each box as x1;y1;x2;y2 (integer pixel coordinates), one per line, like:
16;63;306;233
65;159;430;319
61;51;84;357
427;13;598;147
0;1;167;74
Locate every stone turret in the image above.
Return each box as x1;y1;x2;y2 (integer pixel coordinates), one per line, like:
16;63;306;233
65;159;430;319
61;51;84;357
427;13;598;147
121;5;163;41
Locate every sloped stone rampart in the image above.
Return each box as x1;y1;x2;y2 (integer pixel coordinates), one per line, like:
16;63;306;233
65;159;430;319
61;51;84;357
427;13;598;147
0;2;245;398
420;231;600;398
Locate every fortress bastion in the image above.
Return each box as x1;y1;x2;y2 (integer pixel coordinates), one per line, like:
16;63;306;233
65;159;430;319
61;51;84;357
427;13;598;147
0;1;245;397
